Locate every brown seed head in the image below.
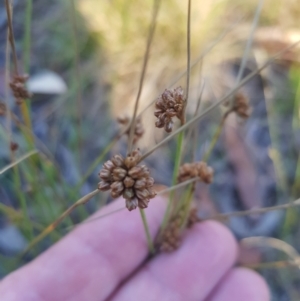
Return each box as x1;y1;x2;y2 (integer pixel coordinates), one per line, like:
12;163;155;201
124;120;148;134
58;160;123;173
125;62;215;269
98;149;156;211
178;161;214;184
154;86;186;133
9;74;32;105
156;213;183;253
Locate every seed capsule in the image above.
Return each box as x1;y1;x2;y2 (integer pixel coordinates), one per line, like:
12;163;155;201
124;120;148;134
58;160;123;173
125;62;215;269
113;168;127;181
111;155;124;167
124;176;135;188
126;198;138;211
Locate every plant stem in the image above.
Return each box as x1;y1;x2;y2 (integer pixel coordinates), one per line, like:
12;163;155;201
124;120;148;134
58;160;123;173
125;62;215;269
128;0;161;153
160;130;184;231
185;0;191;104
5;0;34;145
5;0;18;75
0;149;38;175
69;0;83;168
13;165;33;240
203;113;229;162
139;208;155;255
208;198;300;220
180;184;194;229
23;0;32;73
243;260;296;270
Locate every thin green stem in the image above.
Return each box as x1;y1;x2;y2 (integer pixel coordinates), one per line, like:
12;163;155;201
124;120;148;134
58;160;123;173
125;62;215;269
235;0;264;85
180;184;194;229
6;0;34;145
160;130;184;231
0;149;38;175
185;0;191;104
139;208;155;254
23;0;32;73
13;165;33;240
203;113;229;162
69;0;83;167
5;0;18;75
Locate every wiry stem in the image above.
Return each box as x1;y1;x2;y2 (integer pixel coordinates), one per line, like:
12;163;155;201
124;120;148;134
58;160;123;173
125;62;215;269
159;177;199;195
139;209;155;254
127;0;161;153
209;198;300;220
5;0;34;144
5;28;13;158
183;79;204;159
69;0;83;167
5;0;18;75
23;0;33;73
202;110;232;162
185;0;192;105
0;150;39;175
243;260;297;270
160;131;185;232
235;0;264;85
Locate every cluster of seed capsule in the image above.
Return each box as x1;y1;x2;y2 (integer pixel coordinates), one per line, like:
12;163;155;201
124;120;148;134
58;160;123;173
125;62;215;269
154;86;185;133
98;149;156;211
156;210;184;252
178;161;214;184
9;74;31;105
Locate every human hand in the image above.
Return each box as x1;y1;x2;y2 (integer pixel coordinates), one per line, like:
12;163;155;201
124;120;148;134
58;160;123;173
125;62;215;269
0;196;269;301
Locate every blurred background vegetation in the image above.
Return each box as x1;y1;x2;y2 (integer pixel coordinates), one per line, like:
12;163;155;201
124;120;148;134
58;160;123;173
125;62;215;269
1;0;300;299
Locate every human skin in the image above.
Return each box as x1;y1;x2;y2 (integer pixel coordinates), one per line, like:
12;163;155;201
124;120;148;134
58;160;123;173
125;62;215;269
0;196;270;301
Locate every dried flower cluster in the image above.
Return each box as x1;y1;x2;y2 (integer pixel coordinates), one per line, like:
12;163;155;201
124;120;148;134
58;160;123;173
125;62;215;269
117;115;144;144
178;161;214;184
225;92;251;119
9;74;31;105
154;86;185;133
98;149;156;211
156;210;184;252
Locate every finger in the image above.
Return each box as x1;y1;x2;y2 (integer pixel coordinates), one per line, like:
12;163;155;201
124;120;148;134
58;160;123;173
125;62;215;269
110;221;238;301
205;267;270;301
0;197;166;301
